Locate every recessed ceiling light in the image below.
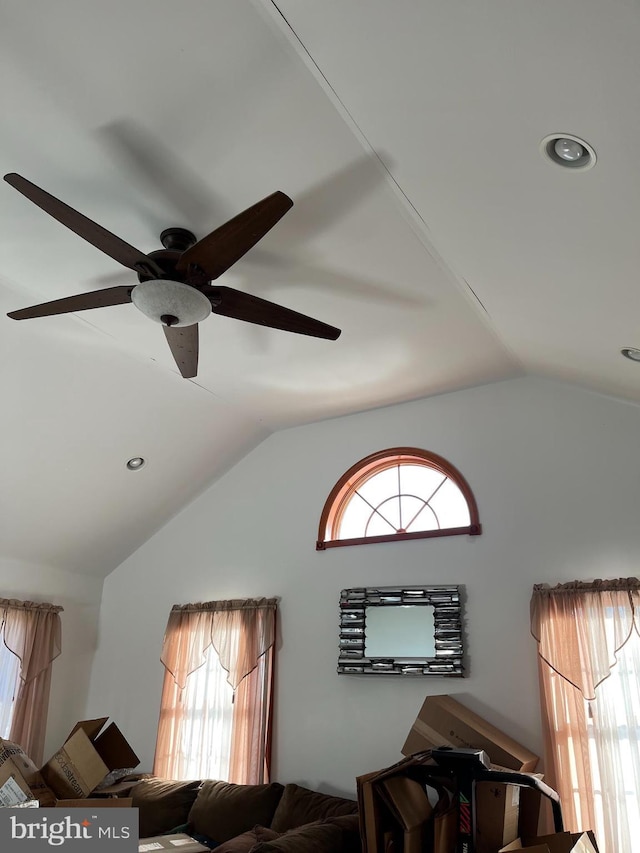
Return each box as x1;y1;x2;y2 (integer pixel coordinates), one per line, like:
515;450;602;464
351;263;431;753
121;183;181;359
126;457;146;471
621;348;640;363
540;134;596;170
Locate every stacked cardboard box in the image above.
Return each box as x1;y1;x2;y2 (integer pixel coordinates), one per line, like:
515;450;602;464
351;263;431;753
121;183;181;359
360;694;600;853
401;694;541;853
0;716;139;807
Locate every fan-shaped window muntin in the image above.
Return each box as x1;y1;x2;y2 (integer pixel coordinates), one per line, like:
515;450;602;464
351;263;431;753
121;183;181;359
317;448;481;550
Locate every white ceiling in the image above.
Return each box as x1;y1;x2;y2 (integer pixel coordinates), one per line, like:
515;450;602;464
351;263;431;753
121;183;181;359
1;0;636;578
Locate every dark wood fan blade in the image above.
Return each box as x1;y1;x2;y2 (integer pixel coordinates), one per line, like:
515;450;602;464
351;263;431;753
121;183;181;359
163;324;199;378
176;191;293;280
203;285;341;340
7;286;134;320
3;173;162;276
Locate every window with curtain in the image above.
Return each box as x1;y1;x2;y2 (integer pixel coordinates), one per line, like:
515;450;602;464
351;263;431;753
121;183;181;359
0;599;63;764
153;598;277;784
530;578;640;853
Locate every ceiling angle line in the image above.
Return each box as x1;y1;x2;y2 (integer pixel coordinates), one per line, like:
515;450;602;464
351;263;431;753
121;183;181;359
265;2;438;238
263;2;497;324
462;278;490;316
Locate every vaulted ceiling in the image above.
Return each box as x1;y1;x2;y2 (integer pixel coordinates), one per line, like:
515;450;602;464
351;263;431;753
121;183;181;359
1;0;637;577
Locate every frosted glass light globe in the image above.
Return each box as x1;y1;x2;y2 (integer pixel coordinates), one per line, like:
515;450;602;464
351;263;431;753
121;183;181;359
131;280;211;327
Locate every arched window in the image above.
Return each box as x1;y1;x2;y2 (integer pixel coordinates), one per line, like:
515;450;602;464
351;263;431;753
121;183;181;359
317;447;481;550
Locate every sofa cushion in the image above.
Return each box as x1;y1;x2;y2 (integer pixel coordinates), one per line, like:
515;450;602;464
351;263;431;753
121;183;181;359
323;815;361;853
188;780;285;842
214;826;279;853
251;822;344;853
270;784;358;833
131;778;201;837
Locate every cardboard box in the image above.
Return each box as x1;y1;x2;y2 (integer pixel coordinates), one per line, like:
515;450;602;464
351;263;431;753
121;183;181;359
0;739;56;806
500;831;599;853
519;785;544;840
402;695;539;772
357;752;545;853
357;767;388;853
357;753;456;853
0;759;34;806
402;696;542;852
474;769;545;853
41;718;140;800
476;779;521;852
139;833;210;852
377;774;434;853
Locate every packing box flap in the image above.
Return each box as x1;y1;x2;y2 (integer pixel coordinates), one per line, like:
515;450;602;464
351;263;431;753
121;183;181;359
94;723;140;770
377;775;433;830
63;719;139;771
67;718;109;742
500;831;599;853
377;775;435;853
402;695;539;772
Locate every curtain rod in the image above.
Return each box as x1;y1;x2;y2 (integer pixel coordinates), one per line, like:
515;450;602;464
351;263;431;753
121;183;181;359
0;598;63;613
171;597;278;613
533;578;640;594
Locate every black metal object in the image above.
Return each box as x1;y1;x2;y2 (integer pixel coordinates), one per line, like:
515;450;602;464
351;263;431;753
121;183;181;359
160;227;197;252
430;747;564;853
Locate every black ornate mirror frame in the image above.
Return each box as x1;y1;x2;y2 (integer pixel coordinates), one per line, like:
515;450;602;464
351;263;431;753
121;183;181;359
337;585;464;676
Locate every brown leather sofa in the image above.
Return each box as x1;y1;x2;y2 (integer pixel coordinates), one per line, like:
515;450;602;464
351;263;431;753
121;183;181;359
117;776;360;853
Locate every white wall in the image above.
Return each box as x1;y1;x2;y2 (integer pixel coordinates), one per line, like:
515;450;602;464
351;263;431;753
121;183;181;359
0;559;103;760
86;377;640;796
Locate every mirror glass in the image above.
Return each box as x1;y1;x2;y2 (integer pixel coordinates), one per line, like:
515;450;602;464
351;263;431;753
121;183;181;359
364;605;435;657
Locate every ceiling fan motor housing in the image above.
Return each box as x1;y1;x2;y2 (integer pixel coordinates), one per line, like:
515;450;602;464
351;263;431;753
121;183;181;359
159;227;197;252
132;229;211;326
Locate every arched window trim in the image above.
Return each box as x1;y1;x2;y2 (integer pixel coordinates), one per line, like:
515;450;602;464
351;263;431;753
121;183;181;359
316;447;481;550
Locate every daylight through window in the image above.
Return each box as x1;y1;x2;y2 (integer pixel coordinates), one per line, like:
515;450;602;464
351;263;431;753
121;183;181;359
0;641;20;736
153;598;277;785
317;447;481;549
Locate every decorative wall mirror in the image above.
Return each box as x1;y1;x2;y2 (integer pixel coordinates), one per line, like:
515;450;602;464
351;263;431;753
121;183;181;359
337;585;464;676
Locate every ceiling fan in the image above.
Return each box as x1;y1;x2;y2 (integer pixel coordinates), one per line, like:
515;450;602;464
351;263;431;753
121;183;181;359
3;173;341;378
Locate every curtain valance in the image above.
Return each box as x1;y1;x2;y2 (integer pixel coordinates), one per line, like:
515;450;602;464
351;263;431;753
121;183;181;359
0;600;63;685
160;597;277;690
530;578;640;700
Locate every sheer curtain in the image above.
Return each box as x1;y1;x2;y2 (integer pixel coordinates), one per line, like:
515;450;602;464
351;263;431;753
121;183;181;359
530;579;640;853
153;598;277;784
0;641;21;736
0;599;63;764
